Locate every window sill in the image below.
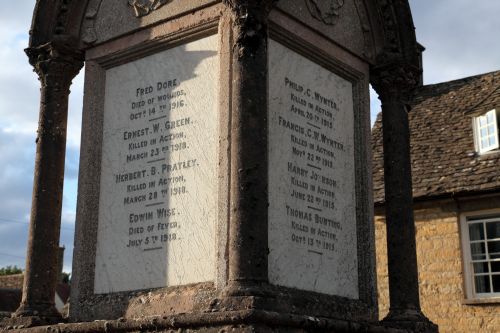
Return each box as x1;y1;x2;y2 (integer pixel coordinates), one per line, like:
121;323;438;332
476;148;500;157
462;297;500;305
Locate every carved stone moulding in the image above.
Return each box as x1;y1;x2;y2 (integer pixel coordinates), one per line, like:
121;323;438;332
128;0;172;17
306;0;345;25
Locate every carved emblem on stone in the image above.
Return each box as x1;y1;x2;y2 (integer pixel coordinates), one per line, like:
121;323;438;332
306;0;345;25
128;0;172;17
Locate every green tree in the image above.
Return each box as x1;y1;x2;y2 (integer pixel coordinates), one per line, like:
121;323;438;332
61;272;71;284
0;265;23;275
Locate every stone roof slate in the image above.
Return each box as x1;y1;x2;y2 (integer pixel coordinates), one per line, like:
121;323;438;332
372;70;500;203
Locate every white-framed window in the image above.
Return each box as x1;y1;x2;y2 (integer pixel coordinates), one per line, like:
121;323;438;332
473;109;499;154
460;210;500;300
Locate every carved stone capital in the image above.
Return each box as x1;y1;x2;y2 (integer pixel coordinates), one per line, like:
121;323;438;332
371;61;421;104
25;41;83;142
223;0;277;58
25;41;83;88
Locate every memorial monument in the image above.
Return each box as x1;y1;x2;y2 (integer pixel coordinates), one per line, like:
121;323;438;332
2;0;438;332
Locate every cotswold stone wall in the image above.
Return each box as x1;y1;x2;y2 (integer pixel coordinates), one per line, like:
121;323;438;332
0;274;23;289
375;200;500;333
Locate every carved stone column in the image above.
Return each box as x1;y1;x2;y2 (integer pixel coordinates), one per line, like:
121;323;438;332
371;62;437;332
12;41;83;325
223;0;276;290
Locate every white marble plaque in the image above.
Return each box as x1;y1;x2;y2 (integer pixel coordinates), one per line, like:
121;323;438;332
94;35;219;293
268;40;359;298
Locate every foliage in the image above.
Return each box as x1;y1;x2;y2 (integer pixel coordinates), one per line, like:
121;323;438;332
62;272;71;284
0;265;23;275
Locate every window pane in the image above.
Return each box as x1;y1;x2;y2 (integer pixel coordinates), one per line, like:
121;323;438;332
479;116;487;127
486;222;500;240
492;261;500;272
469;223;485;241
488;125;496;134
475;275;491;293
489;136;497;146
471;242;486;260
487;112;494;123
481;139;489;148
473;262;489;273
493;275;500;293
481;128;488;137
488;241;500;259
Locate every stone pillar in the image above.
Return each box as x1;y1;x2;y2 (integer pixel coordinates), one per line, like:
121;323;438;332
224;0;275;290
371;63;437;332
13;42;82;324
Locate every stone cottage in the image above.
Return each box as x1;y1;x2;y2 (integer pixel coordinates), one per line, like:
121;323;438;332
0;249;70;319
373;70;500;332
0;273;70;319
0;274;23;319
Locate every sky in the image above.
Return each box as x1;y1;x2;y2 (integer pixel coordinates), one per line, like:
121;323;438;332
0;1;499;273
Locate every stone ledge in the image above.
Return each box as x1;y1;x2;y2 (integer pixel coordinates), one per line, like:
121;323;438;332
1;310;414;333
461;297;500;306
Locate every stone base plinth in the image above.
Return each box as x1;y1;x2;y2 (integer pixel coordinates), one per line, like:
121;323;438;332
0;311;432;333
0;316;63;331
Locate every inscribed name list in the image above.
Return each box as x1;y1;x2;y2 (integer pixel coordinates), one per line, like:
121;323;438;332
94;35;219;293
268;40;359;298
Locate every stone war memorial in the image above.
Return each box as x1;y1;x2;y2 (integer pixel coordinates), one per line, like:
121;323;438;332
2;0;438;332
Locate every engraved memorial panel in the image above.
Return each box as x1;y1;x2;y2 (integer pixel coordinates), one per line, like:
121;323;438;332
94;35;219;293
268;40;358;298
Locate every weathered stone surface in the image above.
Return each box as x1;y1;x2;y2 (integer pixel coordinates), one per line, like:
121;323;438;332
268;39;358;298
275;0;376;62
1;311;412;333
87;0;218;45
95;35;219;293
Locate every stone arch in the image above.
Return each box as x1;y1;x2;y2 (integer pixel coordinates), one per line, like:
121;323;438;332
27;0;422;70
